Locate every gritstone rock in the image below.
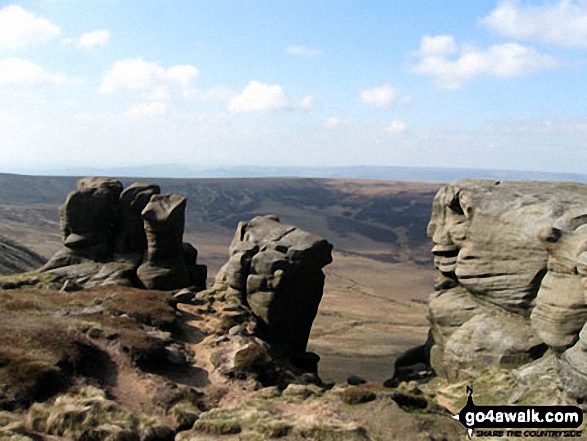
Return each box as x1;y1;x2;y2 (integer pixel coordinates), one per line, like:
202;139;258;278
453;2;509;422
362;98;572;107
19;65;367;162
218;215;332;357
202;215;332;376
137;193;206;290
426;180;587;381
43;177;123;269
40;177;206;292
114;182;161;255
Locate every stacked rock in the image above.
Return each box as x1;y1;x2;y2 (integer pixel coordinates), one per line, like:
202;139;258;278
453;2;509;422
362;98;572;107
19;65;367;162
205;215;333;361
42;177;206;291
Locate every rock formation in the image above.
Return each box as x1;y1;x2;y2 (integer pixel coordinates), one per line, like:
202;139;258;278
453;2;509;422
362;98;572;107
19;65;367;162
114;182;160;255
58;177;123;263
199;215;333;370
41;177;206;291
425;179;587;405
137;194;205;290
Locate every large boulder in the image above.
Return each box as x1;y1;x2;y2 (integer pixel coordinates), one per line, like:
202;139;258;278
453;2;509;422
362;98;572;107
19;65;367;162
426;180;587;380
210;215;333;358
46;177;123;268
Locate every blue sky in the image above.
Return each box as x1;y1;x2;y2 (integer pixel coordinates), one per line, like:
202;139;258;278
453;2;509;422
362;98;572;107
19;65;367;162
1;0;587;174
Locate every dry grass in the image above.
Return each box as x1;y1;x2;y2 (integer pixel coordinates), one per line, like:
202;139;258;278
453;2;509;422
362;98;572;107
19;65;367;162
0;283;179;410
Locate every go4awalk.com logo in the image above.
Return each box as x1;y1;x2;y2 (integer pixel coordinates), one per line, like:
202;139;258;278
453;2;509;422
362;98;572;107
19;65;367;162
453;386;583;439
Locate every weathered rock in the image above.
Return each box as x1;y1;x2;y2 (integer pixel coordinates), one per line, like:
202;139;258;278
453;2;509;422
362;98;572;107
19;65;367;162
135;194;206;291
211;336;269;374
531;214;587;352
442;314;546;380
40;178;206;292
426;180;587;381
137;194;189;290
59;177;123;263
114;182;160;255
218;215;333;356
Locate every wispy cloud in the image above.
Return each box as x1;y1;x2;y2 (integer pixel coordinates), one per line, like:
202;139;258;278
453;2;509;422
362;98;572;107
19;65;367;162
324;116;341;128
78;30;110;48
387;120;407;135
359;83;396;108
125;101;168;119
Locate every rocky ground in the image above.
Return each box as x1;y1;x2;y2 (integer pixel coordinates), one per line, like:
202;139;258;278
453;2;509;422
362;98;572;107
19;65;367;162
0;273;463;441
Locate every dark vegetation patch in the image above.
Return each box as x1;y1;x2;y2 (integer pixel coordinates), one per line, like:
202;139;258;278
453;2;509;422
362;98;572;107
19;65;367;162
0;283;179;410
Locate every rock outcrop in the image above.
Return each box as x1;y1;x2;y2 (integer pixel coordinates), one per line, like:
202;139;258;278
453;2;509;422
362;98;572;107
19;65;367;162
425;179;587;405
199;215;333;371
41;177;206;291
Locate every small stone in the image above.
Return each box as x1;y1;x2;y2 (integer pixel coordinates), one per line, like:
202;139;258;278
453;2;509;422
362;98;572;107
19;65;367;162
60;279;82;292
347;375;366;386
79;305;104;315
256;386;281;399
173;288;194;304
165;346;187;365
282;384;316;399
228;325;244;336
383;378;400;388
87;327;104;339
148;330;173;344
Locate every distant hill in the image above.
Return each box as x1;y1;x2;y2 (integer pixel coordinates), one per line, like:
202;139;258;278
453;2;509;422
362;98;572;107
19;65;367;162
0;174;440;266
0;235;46;275
5;165;587;183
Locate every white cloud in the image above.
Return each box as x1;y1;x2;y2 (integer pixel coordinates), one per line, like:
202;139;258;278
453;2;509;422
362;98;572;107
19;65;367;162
0;5;61;50
0;58;68;87
228;80;289;113
298;95;313;109
78;30;110;48
125;101;168;118
418;35;457;55
165;65;200;88
286;45;323;56
324;116;341;128
387;120;407;135
99;58;199;98
412;37;558;89
481;1;587;48
359;83;396;108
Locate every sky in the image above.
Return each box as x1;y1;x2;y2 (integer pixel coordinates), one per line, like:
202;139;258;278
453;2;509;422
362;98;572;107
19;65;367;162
1;0;587;174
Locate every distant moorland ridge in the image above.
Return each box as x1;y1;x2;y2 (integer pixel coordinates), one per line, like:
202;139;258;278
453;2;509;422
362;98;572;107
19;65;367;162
0;173;440;267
